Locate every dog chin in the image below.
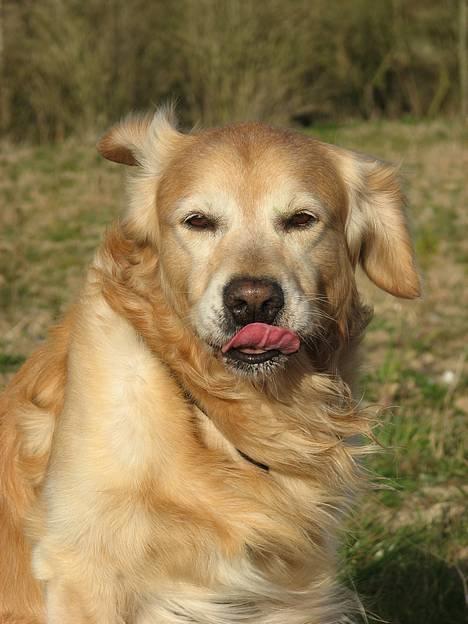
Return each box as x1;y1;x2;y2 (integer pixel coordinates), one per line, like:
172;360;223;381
220;349;289;377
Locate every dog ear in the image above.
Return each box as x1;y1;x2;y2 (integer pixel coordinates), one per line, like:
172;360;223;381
96;107;182;168
97;113;153;166
333;147;421;299
97;108;186;243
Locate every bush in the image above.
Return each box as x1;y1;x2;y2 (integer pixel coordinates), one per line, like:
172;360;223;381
0;0;464;141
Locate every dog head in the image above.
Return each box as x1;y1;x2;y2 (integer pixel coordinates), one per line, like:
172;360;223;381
98;109;420;376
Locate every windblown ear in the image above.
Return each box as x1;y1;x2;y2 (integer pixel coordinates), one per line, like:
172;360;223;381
96;107;182;169
96;108;185;243
97;114;151;166
333;148;421;299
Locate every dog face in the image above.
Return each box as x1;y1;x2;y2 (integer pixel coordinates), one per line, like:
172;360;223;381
98;111;420;375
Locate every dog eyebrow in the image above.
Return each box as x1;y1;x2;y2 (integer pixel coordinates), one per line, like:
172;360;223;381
282;192;325;217
173;195;206;211
289;191;323;207
174;194;218;214
170;198;213;222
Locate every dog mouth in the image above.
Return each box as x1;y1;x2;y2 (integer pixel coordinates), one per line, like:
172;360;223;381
221;322;300;367
224;348;282;365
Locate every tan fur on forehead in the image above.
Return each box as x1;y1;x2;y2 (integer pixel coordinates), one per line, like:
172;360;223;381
196;123;345;203
157;121;347;220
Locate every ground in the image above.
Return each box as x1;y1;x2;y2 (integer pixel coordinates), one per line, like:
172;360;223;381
0;120;466;623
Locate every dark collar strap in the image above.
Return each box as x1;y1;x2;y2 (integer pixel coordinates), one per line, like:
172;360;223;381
183;390;270;472
236;448;270;472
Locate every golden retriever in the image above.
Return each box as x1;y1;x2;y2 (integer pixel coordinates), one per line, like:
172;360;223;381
0;109;420;623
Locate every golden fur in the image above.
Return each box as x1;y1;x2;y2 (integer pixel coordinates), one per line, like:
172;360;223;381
0;110;420;623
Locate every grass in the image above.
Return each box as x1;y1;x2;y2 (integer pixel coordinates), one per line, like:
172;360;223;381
1;120;467;622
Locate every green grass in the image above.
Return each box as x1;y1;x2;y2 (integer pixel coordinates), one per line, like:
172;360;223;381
345;523;466;624
1;120;467;622
0;353;26;372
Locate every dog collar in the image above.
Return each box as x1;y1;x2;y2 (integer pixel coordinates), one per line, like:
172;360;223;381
236;449;269;472
183;391;269;472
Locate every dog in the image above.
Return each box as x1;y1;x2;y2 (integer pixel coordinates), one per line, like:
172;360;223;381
0;109;420;623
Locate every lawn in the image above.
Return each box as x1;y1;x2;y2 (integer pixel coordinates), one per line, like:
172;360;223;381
1;120;467;623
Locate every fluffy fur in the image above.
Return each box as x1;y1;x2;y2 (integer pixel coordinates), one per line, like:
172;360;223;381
0;110;420;624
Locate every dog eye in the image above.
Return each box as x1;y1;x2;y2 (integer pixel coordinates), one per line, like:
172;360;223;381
284;211;318;230
183;213;216;230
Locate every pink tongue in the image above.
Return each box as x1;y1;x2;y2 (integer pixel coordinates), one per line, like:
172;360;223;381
222;322;300;355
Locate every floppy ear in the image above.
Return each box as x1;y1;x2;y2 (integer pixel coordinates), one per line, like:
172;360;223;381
333;148;421;299
96;107;182;169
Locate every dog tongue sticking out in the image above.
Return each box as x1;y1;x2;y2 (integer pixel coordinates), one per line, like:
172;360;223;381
222;322;300;355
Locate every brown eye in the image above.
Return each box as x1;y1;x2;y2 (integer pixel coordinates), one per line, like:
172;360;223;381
183;213;216;230
285;211;318;230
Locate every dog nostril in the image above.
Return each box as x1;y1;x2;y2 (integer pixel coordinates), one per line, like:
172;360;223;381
233;301;248;315
262;301;275;316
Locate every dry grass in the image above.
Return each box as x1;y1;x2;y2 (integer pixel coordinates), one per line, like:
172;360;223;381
0;120;467;623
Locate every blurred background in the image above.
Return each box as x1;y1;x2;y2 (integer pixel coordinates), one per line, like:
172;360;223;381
0;0;467;138
0;1;467;623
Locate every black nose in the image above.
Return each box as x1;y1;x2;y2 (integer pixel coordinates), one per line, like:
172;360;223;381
223;277;284;326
